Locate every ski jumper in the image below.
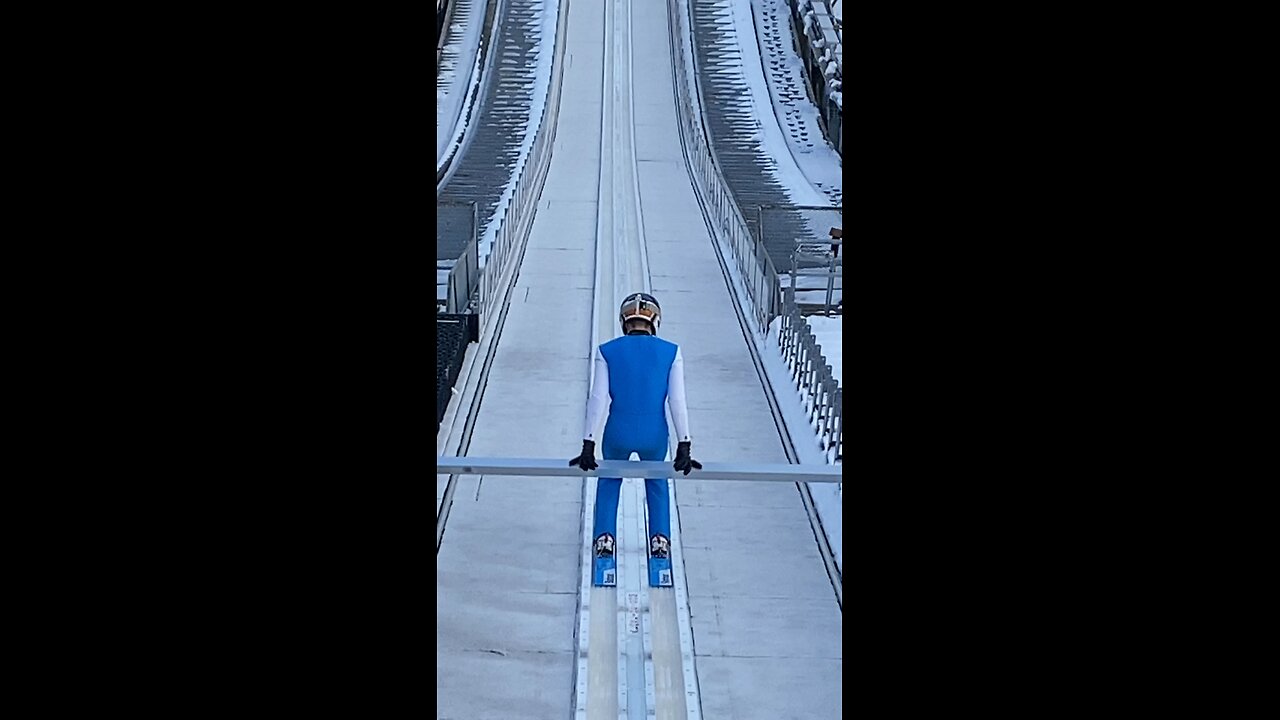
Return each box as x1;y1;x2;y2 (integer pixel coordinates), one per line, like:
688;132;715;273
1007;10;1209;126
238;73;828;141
583;333;692;545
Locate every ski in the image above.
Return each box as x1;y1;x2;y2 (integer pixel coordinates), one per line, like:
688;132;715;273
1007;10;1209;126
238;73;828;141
594;556;617;587
648;534;673;587
593;532;617;587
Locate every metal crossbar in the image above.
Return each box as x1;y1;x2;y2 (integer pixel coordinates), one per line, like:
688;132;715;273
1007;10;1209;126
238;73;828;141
436;457;842;483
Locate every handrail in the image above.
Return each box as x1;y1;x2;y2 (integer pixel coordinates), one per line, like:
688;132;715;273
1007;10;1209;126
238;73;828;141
775;301;842;463
436;457;843;483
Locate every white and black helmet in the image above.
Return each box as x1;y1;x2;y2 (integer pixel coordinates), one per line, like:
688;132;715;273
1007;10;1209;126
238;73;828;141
619;292;661;334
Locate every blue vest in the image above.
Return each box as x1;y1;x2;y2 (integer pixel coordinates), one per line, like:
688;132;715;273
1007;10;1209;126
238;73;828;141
599;334;678;445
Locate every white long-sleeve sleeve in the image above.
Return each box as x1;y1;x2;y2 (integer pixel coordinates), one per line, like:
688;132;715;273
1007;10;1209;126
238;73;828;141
583;348;610;441
667;347;691;442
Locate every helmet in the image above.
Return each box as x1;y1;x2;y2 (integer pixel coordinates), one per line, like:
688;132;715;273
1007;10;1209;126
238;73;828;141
619;292;661;334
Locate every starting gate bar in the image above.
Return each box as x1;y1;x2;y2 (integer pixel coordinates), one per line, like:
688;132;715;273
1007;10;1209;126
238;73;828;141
436;457;843;483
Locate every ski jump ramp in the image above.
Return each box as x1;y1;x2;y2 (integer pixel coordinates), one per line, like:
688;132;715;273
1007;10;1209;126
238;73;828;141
436;0;841;717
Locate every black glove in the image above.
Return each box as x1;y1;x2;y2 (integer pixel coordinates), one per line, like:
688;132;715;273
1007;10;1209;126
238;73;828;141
569;440;598;471
673;441;702;475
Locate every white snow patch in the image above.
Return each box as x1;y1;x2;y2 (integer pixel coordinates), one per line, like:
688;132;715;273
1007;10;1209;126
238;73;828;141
711;0;830;208
752;0;843;202
476;0;558;267
437;0;489;171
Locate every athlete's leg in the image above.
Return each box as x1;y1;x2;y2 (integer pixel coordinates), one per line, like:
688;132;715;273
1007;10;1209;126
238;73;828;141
589;443;628;586
591;441;630;544
639;443;672;548
638;442;674;586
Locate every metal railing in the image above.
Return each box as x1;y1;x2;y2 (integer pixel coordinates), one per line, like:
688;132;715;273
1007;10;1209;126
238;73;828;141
776;300;842;463
787;239;842;317
759;204;842;316
667;0;780;336
437;456;842;482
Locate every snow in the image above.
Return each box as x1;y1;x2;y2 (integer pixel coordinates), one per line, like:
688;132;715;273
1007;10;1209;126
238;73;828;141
436;0;488;171
692;0;849;575
475;0;558;266
438;0;844;711
794;0;843;99
716;0;832;208
439;0;561;269
697;181;842;578
748;0;843;437
446;0;847;562
802;315;842;386
751;0;843;204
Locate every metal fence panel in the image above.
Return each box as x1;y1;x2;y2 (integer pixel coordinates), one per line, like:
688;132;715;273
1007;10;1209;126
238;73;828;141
787;0;842;157
438;201;479;313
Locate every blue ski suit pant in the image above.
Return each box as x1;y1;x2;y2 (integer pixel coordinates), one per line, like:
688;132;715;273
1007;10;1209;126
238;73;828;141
592;417;671;543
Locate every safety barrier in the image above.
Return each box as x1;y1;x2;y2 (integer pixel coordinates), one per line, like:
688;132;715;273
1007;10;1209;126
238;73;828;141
776;300;842;463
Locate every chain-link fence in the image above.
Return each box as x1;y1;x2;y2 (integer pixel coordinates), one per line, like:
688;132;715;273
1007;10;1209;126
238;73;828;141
437;201;479;314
